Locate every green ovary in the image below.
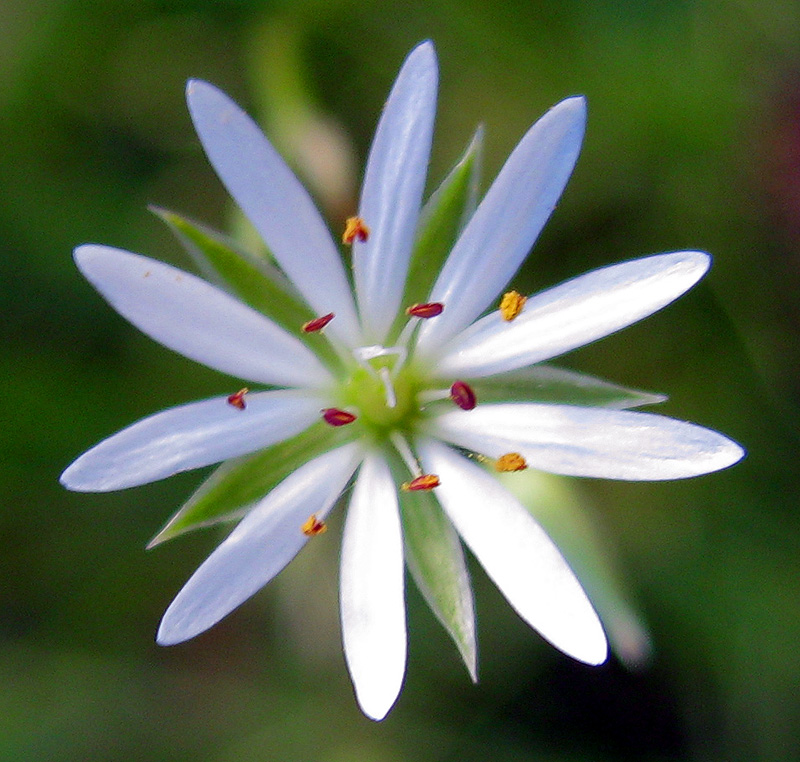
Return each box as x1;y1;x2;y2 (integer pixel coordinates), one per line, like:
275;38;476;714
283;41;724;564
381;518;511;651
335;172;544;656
341;366;423;435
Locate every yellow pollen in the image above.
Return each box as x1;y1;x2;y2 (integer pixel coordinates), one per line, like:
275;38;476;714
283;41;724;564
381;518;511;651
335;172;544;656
500;291;526;321
301;514;328;536
342;217;370;244
494;452;528;472
401;474;440;491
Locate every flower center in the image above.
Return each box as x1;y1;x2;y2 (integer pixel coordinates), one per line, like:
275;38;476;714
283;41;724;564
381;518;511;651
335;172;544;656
342;360;420;434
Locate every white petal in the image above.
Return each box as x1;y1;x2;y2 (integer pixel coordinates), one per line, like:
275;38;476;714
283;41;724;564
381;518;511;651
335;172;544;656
60;390;322;491
418;439;607;665
75;245;331;388
341;454;406;721
415;96;586;356
433;403;745;480
157;443;361;645
353;41;438;342
435;251;712;378
186;80;360;347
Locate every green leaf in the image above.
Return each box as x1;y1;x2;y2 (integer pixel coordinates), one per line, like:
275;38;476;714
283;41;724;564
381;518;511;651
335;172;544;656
148;423;349;547
397;128;483;328
494;467;652;668
152;207;341;370
400;481;477;680
471;364;667;408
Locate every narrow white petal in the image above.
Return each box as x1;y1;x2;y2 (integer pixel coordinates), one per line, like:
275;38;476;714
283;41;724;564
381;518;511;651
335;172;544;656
60;390;322;491
186;79;360;346
75;245;331;388
157;443;361;645
416;97;586;356
433;403;745;480
435;251;712;378
353;41;438;342
341;454;406;721
418;439;607;665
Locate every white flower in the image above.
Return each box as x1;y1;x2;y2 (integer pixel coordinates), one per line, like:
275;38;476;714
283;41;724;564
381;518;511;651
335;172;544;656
61;41;744;720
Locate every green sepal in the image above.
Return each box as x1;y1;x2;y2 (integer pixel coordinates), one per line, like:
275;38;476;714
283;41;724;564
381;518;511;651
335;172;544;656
148;423;349;547
394;456;477;680
152;207;343;371
396;128;483;334
494;467;652;668
471;364;667;409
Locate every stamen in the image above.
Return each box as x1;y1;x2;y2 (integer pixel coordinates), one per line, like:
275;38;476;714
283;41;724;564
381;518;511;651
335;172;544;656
450;381;477;411
342;216;370;244
302;312;335;333
301;514;328;536
402;474;440;491
322;408;357;426
389;433;441;492
354;345;408;379
495;452;528;472
379;367;397;408
500;290;526;321
406;302;444;319
227;388;249;410
417;389;451;405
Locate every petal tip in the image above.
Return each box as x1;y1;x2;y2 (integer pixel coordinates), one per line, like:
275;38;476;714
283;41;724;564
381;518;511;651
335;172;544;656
688;249;712;274
355;681;404;722
58;466;76;490
557;94;588;124
560;624;608;666
155;627;178;647
722;440;747;469
411;38;437;58
156;613;194;647
185;77;211;101
404;39;438;80
73;243;99;267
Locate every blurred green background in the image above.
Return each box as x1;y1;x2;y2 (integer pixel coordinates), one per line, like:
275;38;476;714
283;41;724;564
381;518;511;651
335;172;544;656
2;0;799;759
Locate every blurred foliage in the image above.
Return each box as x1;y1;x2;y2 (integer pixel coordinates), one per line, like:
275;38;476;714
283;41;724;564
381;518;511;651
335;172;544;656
2;0;800;760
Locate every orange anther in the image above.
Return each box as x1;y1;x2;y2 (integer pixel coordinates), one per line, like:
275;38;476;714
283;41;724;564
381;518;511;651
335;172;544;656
500;290;526;321
342;217;370;244
401;474;440;491
495;453;528;472
301;514;328;536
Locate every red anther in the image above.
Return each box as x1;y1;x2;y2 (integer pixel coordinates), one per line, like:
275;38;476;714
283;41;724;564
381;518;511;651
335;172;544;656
342;217;370;244
302;313;335;333
322;408;357;426
450;380;477;411
227;388;249;410
301;514;328;536
406;302;444;318
402;474;441;491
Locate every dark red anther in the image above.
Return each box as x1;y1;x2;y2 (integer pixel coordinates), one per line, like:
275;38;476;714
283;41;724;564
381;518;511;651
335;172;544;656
406;302;444;319
322;408;357;427
450;380;477;411
227;388;249;410
302;313;335;333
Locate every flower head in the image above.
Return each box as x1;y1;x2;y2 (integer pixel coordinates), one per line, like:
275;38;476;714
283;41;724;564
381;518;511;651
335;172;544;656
61;41;744;720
